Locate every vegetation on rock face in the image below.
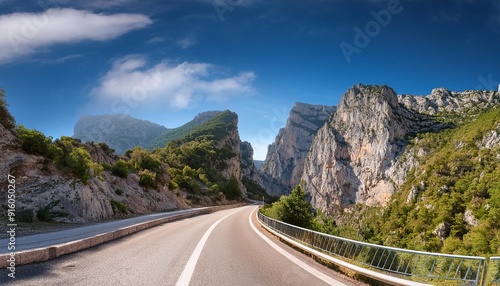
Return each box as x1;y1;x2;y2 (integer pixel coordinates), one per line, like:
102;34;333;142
16;124;59;159
111;159;131;178
242;176;277;202
153;112;242;201
378;107;500;255
0;88;16;131
15;126;103;183
147;111;219;149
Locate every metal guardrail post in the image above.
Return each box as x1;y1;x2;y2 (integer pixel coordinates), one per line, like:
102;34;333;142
485;257;500;285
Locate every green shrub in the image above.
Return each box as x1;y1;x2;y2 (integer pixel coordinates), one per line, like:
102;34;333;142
139;169;156;188
261;185;313;228
16;124;60;159
17;209;34;223
110;200;128;214
36;207;52;222
65;147;95;183
221;176;241;201
102;163;112;171
97;142;115;153
0;88;15;131
115;189;124;196
111;160;131;178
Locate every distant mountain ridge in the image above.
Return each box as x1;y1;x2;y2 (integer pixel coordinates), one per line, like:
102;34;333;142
147;111;220;149
73;111;220;154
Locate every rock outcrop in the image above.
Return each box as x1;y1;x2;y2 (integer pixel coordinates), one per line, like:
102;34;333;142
0;122;188;223
399;88;499;115
261;102;336;196
216;114;247;197
240;141;261;182
302;85;410;212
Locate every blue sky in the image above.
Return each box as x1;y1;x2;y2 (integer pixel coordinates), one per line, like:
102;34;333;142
1;0;499;160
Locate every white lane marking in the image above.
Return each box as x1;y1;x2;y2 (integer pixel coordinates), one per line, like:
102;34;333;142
248;207;348;286
175;207;245;286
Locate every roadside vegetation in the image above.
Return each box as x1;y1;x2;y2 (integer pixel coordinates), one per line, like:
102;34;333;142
261;186;337;234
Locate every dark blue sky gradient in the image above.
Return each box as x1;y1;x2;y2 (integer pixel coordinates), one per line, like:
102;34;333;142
1;0;499;159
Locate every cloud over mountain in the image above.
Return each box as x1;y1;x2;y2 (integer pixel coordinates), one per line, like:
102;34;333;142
92;55;256;110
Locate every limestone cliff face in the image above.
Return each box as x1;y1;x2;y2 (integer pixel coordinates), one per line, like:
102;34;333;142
261;103;336;196
216;121;247;197
302;85;411;212
399;88;499;114
240;141;261;183
301;84;500;216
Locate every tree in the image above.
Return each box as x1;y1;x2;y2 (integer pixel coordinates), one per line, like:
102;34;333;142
0;88;15;131
139;169;156;188
16;124;60;159
111;160;131;178
262;185;313;228
65;147;100;183
222;176;241;200
280;186;314;228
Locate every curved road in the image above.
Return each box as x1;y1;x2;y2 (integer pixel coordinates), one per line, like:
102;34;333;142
0;206;364;285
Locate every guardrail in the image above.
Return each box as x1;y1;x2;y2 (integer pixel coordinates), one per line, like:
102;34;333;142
257;211;492;285
486;257;500;284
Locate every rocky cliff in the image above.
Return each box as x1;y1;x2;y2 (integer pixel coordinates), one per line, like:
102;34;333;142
399;88;499;115
261;102;336;196
240;141;260;182
301;84;500;216
0;123;188;223
215;114;247;197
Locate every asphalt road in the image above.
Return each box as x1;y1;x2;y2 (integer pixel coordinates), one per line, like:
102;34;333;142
0;206;365;285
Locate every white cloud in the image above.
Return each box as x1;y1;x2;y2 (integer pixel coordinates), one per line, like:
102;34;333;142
0;8;151;64
78;0;136;9
33;54;83;64
199;0;259;7
146;36;166;44
176;37;196;49
92;55;256;110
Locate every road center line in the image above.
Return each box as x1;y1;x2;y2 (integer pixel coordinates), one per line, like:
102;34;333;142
175;207;245;286
248;207;348;286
